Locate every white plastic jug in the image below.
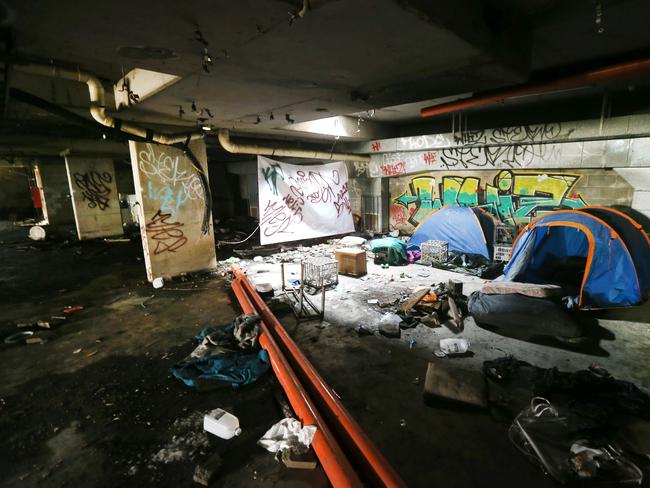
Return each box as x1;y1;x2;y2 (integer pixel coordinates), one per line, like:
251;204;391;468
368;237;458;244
439;338;470;355
203;408;241;439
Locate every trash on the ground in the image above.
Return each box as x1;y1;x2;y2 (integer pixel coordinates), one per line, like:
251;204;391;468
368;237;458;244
434;350;446;358
152;277;164;289
281;449;318;469
399;288;430;311
193;453;222;486
399;419;407;427
288;279;301;287
508;397;643;484
255;282;274;298
104;237;130;243
408;338;417;349
379;313;401;338
25;337;45;345
447;295;463;330
36;320;50;329
203;408;242;439
257;418;317;455
171;314;269;388
4;330;34;344
424;361;487;407
73;348;82;354
339;235;366;247
28;225;46;241
420;313;440;328
63;305;84;314
367;298;379;305
253;256;264;262
439;338;470;355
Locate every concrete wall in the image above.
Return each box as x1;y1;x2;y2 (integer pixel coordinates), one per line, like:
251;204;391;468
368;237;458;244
0;165;33;219
385;168;634;232
36;158;75;227
65;157;123;239
129;140;216;282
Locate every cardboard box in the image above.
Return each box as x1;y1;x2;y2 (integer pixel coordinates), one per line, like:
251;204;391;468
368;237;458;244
335;248;367;276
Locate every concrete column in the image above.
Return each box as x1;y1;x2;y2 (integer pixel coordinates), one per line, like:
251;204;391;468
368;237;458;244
34;158;75;228
64;157;123;240
129;139;217;282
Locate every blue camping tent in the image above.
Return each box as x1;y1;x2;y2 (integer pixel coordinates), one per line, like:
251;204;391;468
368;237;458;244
504;208;650;308
408;206;498;260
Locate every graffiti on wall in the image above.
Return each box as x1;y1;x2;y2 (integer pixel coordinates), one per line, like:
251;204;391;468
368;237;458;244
392;170;586;227
138;143;205;214
73;171;113;210
145;209;188;255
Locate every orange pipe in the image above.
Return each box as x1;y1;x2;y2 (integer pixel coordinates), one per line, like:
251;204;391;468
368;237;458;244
232;265;406;488
231;279;363;488
421;57;650;118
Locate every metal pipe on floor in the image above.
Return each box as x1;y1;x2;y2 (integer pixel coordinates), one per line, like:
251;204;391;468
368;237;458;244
231;278;363;488
231;265;406;488
420;57;650;118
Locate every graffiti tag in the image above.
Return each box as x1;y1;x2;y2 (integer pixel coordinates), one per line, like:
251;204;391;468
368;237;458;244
73;171;113;210
145;209;188;254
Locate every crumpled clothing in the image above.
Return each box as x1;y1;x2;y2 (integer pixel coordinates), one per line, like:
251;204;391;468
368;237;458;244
171;314;269;388
257;418;317;455
407;250;421;264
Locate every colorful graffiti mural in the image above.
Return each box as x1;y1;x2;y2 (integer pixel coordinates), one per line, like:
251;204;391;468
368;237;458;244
392;170;586;227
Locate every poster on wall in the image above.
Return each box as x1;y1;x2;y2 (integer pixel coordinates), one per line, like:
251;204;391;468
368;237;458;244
257;156;354;245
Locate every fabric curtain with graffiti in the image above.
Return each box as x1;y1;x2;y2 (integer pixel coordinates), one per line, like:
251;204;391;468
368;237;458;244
257;156;355;245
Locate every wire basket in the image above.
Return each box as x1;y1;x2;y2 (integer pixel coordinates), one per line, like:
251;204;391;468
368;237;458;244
304;257;338;289
420;240;448;265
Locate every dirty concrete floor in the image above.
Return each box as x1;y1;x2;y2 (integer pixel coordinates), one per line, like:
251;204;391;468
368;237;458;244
1;225;649;487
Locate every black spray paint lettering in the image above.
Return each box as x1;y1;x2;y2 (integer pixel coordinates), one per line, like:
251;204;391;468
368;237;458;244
73;171;113;210
146;210;188;255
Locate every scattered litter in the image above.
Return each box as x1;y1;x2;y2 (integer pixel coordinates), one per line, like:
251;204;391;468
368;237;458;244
408;338;417;349
86;351;98;358
367;299;379;305
193;453;222;486
439;338;470;355
104;237;130;243
152;412;210;464
171;314;269;388
4;330;34;344
152;277;164;289
36;320;50;329
73;348;82;354
257;418;317;455
63;305;84;314
281;449;318;469
204;408;241;439
378;313;401;338
424;361;487;407
25;337;45;345
253;256;264;262
399;419;406;427
28;225;46;241
434;350;446;358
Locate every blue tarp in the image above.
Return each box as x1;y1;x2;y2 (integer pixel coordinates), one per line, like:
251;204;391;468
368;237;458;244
370;237;408;265
505;209;649;308
171;320;270;388
408;206;491;259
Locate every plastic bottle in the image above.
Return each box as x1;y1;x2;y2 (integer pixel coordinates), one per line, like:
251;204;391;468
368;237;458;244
203;408;242;439
439;338;470;355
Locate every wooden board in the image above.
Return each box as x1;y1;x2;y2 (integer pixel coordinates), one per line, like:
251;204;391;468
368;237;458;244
399;288;430;311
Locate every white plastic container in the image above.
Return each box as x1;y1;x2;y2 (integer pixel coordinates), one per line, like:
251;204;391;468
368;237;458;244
203;408;241;439
439;338;470;355
152;277;164;289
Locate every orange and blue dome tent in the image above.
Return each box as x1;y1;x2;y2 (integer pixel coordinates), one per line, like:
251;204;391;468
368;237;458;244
504;207;650;308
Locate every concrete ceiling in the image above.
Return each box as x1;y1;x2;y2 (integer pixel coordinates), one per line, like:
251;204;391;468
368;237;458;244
2;0;650;154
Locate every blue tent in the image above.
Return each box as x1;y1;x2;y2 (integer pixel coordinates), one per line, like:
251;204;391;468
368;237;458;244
504;208;650;308
408;206;497;259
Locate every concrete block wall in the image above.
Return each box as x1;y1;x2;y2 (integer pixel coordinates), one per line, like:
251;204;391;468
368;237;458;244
358;168;637;233
0;165;33;219
36;158;75;227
